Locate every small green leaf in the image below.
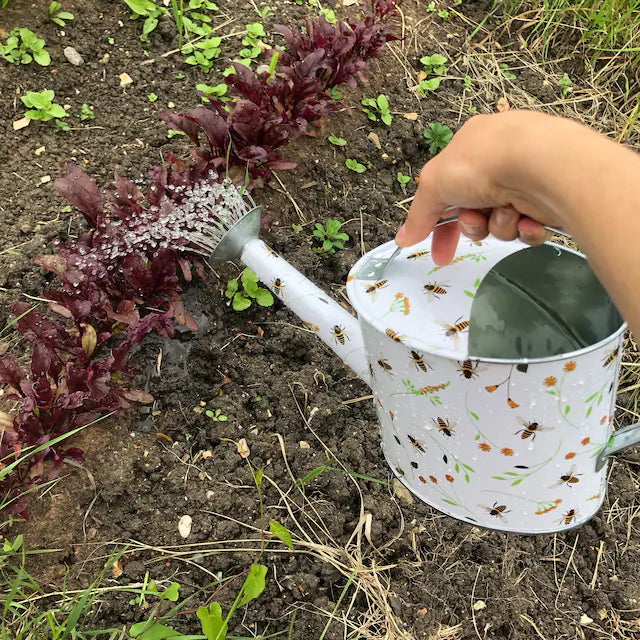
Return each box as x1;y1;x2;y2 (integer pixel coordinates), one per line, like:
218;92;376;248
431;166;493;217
197;602;228;640
328;135;347;146
129;620;181;639
255;468;263;485
225;278;238;297
491;476;505;480
381;112;392;126
586;406;593;418
239;563;267;607
147;92;158;102
232;293;251;311
159;582;180;601
511;478;523;486
269;520;294;549
564;405;571;414
377;94;389;110
474;433;480;440
254;288;274;307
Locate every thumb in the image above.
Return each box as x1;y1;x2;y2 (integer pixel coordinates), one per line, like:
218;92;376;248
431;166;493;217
395;164;448;247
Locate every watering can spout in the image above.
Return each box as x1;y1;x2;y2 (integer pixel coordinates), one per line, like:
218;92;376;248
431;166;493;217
238;234;370;386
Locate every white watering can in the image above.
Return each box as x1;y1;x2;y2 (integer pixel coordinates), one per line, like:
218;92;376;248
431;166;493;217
207;194;640;534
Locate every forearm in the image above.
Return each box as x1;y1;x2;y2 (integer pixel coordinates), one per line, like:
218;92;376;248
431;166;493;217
499;112;640;335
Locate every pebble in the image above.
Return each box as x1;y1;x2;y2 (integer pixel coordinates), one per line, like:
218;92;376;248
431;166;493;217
580;614;593;626
119;72;133;87
63;46;84;66
473;600;487;611
178;514;192;538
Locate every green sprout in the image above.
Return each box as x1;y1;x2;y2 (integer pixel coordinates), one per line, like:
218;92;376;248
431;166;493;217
397;171;411;192
21;90;68;128
328;135;347;146
559;73;572;96
0;28;50;66
424;122;453;154
79;103;95;120
225;268;274;311
361;94;393;125
345;158;366;173
48;1;74;26
197;82;228;102
206;408;228;422
313;219;350;256
417;54;447;96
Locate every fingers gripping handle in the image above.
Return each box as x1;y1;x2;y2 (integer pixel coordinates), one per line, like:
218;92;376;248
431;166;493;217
240;238;371;385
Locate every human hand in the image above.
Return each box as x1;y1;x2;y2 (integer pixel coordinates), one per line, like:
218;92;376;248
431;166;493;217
395;112;565;264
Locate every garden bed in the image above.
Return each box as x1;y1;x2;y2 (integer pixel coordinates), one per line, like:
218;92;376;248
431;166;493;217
1;0;640;638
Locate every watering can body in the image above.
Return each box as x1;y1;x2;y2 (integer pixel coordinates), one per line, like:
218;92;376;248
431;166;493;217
236;212;639;534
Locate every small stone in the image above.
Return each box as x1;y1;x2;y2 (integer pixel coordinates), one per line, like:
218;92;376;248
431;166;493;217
178;514;192;538
367;131;381;149
579;614;593;626
99;53;110;64
39;175;51;185
473;600;487;611
167;101;176;108
299;441;310;449
13;116;30;130
64;46;84;66
403;112;419;120
392;478;414;504
34;146;45;156
119;72;133;87
206;490;215;499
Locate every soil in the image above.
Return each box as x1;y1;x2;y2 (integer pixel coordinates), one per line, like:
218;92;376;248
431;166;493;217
1;1;640;639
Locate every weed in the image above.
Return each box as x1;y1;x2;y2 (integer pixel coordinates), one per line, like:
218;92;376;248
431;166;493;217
558;72;572;96
79;103;95;120
182;36;222;71
313;219;349;256
206;408;228;421
240;22;266;62
424;122;453;154
124;0;167;41
463;74;472;88
255;4;274;17
361;93;393;125
147;92;158;102
345;158;366;173
500;62;517;80
21;90;68;127
197;82;228;101
320;8;338;23
48;1;74;26
327;86;342;100
166;128;185;138
0;27;50;66
438;8;449;19
418;53;447;95
328;135;347;146
397;171;411;191
225;268;275;311
292;223;303;232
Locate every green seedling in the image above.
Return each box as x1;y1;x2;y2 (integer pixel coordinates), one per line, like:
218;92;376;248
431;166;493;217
48;1;74;26
167;128;185;138
79;103;95;120
397;171;411;192
361;94;393;125
327;86;342;100
240;22;266;60
500;63;517;80
313;218;349;256
197;82;228;101
21;90;68;128
225;268;274;311
320;8;337;23
438;8;449;19
206;408;228;421
418;54;447;96
147;92;158;102
559;72;572;96
424;122;453;154
292;223;303;232
255;5;274;17
124;0;168;41
182;36;222;71
0;27;50;66
345;158;366;173
427;1;435;10
463;75;472;88
328;135;347;146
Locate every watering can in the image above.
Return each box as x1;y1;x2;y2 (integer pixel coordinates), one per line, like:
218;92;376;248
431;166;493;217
214;206;640;534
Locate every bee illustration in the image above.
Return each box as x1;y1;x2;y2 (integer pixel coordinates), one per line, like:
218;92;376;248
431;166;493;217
332;325;349;345
457;359;482;379
408;435;426;453
385;328;405;343
365;279;388;297
515;418;550;441
266;247;279;258
423;282;449;300
602;348;618;368
559;508;578;526
407;250;430;260
378;358;393;373
410;350;431;372
481;502;510;521
271;278;285;296
394;434;401;445
433;416;455;437
369;363;376;381
553;465;582;488
441;317;470;346
395;466;405;477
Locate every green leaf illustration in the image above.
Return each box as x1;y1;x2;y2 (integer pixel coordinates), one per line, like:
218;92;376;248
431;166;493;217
491;476;505;480
442;498;458;506
511;478;523;486
564;405;571;415
470;412;479;421
586;406;593;418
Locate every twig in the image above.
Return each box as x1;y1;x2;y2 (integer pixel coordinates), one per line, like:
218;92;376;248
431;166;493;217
590;540;605;589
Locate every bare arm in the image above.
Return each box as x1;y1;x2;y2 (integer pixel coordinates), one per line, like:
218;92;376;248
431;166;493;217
395;111;640;336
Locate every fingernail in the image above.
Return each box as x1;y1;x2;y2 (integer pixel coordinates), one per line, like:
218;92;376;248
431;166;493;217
494;207;513;227
459;221;480;236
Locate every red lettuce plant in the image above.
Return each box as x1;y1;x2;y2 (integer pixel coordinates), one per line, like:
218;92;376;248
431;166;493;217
161;0;399;185
0;0;399;518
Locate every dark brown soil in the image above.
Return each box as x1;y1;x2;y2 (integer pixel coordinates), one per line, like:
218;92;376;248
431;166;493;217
2;1;640;639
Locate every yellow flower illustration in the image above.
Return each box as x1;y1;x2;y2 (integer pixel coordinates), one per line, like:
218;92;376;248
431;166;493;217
501;447;514;457
478;442;491;452
564;361;576;372
544;376;557;387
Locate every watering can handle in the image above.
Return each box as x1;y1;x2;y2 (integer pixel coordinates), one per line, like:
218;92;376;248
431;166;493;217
595;423;640;472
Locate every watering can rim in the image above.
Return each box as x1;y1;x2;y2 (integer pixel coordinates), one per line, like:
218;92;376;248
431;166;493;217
346;238;627;365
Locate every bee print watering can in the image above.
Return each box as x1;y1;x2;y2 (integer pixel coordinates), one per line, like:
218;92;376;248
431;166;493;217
215;207;640;534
